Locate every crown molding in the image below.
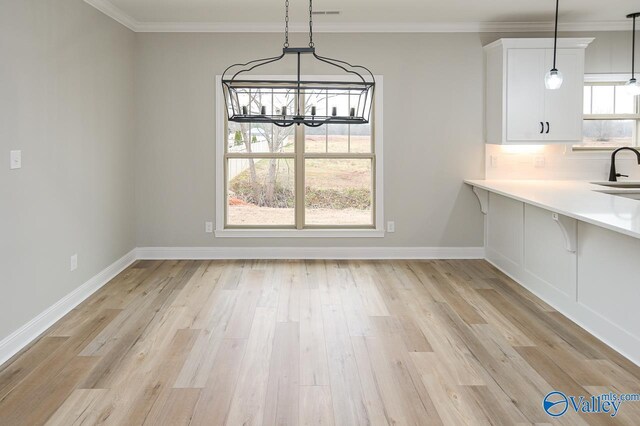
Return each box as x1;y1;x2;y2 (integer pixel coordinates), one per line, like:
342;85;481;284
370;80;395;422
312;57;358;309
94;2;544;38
84;0;137;31
84;0;632;33
134;20;632;33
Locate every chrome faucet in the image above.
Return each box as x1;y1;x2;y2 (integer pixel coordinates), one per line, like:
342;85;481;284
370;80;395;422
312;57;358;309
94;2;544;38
609;147;640;182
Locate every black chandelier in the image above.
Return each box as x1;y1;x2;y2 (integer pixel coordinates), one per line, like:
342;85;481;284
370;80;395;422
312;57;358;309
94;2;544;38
221;0;375;128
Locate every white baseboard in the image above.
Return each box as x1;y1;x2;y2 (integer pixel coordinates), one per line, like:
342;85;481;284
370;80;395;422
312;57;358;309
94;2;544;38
0;249;137;367
136;246;486;260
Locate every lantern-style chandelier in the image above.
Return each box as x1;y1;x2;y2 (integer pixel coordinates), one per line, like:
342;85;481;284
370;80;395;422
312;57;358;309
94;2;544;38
221;0;375;128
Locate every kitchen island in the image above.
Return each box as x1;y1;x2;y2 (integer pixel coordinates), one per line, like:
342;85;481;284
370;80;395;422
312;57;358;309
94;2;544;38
466;179;640;365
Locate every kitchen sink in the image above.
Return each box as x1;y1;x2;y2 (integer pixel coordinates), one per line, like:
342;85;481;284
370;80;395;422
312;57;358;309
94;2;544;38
592;182;640;189
594;190;640;200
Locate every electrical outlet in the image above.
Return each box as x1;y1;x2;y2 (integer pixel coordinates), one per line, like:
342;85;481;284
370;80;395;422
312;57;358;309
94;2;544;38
534;155;546;168
205;222;213;233
70;254;78;272
489;155;498;168
387;221;395;233
10;150;21;169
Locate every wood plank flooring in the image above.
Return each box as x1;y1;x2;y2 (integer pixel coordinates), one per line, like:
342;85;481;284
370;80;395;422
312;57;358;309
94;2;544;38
0;259;639;425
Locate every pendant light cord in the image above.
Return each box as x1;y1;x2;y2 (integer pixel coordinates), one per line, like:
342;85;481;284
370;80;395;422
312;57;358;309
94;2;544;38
633;14;637;79
552;0;559;70
309;0;314;48
284;0;290;48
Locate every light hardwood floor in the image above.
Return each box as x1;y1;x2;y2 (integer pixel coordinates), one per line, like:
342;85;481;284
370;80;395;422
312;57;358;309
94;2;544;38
0;260;639;425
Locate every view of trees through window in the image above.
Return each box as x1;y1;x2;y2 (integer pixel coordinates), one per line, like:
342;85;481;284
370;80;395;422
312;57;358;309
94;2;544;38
225;89;374;228
579;83;640;149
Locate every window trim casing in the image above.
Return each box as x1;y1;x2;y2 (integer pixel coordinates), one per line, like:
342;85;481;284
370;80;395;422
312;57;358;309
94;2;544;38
214;74;384;238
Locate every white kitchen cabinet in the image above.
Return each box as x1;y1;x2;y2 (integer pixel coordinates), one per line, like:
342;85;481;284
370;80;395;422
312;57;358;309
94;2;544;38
484;38;593;145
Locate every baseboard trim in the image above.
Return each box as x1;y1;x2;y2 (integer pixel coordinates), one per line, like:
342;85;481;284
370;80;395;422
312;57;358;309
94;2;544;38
0;249;137;367
136;246;486;260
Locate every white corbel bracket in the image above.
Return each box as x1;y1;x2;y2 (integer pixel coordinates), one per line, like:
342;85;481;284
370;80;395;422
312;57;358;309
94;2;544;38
472;187;489;215
552;212;577;253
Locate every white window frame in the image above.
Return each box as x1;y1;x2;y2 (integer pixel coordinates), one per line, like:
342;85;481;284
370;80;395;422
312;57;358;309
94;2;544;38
215;75;384;238
573;73;640;153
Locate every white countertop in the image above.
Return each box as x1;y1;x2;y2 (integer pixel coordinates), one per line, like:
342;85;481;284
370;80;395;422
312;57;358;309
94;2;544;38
465;179;640;240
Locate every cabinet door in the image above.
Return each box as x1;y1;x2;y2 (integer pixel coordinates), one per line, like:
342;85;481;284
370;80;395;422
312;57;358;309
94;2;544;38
544;49;584;142
506;49;546;142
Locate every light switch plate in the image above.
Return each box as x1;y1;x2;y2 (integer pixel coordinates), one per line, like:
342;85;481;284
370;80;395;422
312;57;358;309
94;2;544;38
489;155;498;168
10;150;21;169
70;254;78;272
387;221;395;233
534;155;546;168
205;222;213;233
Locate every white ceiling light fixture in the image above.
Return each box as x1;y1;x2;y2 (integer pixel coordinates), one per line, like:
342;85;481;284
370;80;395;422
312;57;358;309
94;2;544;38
626;12;640;96
545;0;563;90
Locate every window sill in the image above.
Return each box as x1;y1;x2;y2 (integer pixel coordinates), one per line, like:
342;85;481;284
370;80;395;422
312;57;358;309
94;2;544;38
215;228;386;238
572;146;627;152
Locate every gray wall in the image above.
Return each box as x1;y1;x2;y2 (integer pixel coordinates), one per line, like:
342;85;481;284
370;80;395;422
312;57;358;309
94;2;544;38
0;1;136;341
135;32;487;248
134;30;630;248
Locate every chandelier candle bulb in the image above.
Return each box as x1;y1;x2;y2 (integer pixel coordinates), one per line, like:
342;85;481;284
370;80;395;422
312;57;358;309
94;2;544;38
242;106;248;115
332;107;337;116
261;106;267;115
350;107;355;117
282;106;287;116
311;106;316;116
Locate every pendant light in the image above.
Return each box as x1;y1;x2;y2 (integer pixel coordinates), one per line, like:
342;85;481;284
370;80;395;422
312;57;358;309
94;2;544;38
544;0;563;90
626;12;640;96
221;0;375;127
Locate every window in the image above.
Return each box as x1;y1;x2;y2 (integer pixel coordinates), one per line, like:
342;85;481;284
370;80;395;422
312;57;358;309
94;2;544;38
215;76;383;237
576;75;640;150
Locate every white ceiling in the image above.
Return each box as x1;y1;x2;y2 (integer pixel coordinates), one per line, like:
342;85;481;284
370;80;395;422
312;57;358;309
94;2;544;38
85;0;640;32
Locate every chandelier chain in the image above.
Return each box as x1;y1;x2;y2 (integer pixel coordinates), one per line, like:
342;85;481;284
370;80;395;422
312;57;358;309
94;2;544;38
284;0;289;48
309;0;314;48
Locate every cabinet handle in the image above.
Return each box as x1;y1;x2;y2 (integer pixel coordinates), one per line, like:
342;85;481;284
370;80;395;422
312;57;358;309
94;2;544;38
545;122;550;134
540;122;544;134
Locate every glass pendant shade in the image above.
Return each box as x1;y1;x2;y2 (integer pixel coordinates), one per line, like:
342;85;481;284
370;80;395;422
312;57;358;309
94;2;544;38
627;78;640;96
545;69;564;90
